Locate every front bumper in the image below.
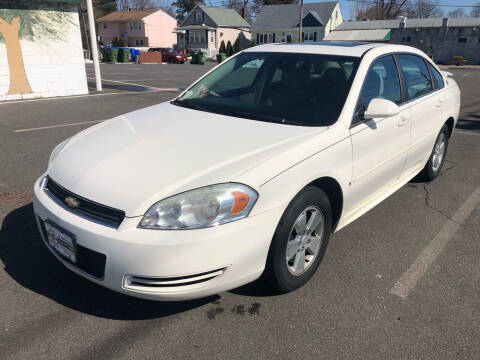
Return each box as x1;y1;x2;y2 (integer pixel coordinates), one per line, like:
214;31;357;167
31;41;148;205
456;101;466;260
33;176;282;301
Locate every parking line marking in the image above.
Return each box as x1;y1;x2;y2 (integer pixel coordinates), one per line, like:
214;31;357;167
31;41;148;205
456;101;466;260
14;120;104;133
86;76;159;89
455;130;480;137
0;89;162;105
390;184;480;299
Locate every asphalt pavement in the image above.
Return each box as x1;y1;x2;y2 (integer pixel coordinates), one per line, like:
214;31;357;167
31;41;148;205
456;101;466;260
0;63;479;359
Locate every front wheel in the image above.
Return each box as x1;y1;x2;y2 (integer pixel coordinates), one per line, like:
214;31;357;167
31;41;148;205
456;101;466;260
265;186;332;293
420;124;449;181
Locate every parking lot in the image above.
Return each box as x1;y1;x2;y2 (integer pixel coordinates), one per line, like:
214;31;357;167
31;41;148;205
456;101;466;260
0;62;479;359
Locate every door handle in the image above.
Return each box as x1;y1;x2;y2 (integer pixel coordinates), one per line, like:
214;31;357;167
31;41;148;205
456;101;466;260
398;116;408;127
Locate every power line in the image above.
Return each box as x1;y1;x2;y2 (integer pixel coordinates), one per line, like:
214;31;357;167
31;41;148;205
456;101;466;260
344;0;480;8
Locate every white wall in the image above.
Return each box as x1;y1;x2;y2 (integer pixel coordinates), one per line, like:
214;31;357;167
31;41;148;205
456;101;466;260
0;7;87;101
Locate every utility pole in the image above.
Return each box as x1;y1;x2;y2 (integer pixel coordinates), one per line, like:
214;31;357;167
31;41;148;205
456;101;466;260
299;0;304;42
86;0;102;91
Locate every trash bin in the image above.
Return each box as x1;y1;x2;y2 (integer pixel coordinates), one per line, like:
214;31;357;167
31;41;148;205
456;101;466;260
216;53;227;64
118;48;129;63
190;50;199;64
198;51;207;65
110;48;119;63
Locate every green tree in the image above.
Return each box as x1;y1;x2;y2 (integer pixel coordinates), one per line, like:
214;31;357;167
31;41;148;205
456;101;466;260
226;40;233;56
219;40;226;54
0;2;75;95
233;37;242;53
93;0;117;18
172;0;205;22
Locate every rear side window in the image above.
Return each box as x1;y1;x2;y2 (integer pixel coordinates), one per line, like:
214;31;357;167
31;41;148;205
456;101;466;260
428;63;444;89
360;55;402;107
397;54;433;100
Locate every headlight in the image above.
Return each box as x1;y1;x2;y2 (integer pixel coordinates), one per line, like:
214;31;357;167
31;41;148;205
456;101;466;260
139;183;258;230
48;138;71;165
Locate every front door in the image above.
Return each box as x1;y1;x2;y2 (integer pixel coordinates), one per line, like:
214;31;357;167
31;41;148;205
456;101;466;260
349;55;411;207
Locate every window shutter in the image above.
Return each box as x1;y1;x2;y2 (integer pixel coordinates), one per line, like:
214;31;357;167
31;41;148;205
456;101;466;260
257;33;259;43
314;32;317;41
273;33;276;42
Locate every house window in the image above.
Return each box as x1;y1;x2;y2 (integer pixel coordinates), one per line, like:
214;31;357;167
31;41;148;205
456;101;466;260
258;33;274;44
130;21;142;30
304;32;314;41
286;33;292;42
401;36;411;42
189;30;206;43
458;37;467;43
210;31;214;43
195;12;203;23
103;22;108;29
135;39;144;46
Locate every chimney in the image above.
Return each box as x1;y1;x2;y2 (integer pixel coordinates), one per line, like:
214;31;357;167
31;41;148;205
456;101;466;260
399;16;407;29
442;17;448;27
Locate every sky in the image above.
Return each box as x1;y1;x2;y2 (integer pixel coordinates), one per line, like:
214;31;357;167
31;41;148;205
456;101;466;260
331;0;480;20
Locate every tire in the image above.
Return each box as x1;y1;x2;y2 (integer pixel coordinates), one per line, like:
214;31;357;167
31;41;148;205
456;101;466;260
265;186;332;293
419;124;449;181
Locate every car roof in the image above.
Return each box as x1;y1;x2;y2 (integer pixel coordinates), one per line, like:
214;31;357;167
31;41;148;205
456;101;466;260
244;41;389;57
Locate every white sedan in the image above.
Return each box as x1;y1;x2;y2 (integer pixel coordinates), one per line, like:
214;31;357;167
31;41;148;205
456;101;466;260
33;42;461;300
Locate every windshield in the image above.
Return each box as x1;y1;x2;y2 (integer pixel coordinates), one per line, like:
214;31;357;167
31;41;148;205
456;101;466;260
173;52;360;126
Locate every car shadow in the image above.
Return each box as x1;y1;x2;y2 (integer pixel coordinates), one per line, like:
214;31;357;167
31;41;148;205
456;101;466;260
456;116;480;132
0;203;218;320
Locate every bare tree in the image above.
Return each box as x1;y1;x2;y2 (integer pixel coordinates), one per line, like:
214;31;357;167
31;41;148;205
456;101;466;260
404;0;443;18
471;2;480;17
117;0;156;10
447;8;466;18
354;0;409;20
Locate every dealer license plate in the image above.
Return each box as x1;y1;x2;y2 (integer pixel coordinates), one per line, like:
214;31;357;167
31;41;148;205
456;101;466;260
44;221;77;263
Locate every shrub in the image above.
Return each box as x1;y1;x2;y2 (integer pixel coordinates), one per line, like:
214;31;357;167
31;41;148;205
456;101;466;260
219;40;226;54
251;39;256;47
111;37;126;47
226;40;233;56
233;38;242;53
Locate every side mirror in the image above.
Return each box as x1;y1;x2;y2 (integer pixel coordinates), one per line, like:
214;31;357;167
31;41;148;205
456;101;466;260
363;98;400;119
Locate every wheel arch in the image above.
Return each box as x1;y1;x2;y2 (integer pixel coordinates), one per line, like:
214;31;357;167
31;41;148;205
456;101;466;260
308;176;344;232
445;117;454;138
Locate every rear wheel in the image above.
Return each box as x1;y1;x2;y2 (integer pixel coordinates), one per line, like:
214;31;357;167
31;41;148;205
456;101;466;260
420;124;449;181
266;186;332;292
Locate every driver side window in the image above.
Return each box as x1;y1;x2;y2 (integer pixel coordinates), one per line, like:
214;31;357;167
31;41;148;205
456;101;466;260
354;56;401;124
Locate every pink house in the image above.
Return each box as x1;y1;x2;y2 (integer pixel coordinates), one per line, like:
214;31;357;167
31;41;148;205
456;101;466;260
97;10;177;48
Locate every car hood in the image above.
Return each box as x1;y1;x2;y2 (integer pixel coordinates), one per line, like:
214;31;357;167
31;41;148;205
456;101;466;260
48;102;326;216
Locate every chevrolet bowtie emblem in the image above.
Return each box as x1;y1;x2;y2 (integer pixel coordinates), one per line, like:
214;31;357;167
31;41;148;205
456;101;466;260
65;196;80;209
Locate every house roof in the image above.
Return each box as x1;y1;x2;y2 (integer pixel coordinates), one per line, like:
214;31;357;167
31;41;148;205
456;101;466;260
193;5;251;28
325;29;391;41
336;17;480;30
252;2;338;31
97;10;157;22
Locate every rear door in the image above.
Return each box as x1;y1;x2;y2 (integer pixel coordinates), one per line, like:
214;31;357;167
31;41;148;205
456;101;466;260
396;54;441;170
349;55;412;207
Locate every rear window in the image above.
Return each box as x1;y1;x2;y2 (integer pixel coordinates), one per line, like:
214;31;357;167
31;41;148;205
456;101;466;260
428;63;444;89
397;54;433;100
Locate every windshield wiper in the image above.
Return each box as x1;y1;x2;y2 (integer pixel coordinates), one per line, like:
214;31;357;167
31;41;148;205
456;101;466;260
231;110;300;125
171;99;206;111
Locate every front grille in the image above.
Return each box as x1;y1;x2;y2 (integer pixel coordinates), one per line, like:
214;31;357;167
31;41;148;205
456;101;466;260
124;268;225;290
39;219;107;279
45;176;125;228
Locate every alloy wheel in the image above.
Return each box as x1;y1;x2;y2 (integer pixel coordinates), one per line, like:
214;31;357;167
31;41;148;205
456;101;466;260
286;206;324;276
